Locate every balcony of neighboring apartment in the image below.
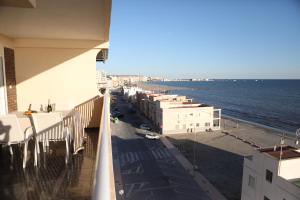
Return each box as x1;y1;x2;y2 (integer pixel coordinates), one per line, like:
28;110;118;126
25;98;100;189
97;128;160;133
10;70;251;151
0;0;114;199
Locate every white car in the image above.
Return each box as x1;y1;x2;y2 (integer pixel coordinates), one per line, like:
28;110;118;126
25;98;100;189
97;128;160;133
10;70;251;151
139;124;151;131
145;133;160;140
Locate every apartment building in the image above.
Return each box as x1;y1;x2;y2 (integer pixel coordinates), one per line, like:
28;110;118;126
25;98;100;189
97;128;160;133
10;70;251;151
122;86;143;102
96;70;112;89
157;103;221;134
148;95;190;125
241;146;300;200
136;91;221;134
110;75;149;87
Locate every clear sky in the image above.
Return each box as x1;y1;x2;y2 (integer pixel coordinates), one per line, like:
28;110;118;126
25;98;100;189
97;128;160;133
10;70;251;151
97;0;300;79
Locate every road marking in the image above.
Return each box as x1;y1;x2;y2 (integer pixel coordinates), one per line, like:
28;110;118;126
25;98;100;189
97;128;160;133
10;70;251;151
121;164;144;175
129;152;135;162
151;150;159;159
134;152;139;160
125;182;148;198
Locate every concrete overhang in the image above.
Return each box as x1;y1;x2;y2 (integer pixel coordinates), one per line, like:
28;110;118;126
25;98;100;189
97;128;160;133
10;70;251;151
0;0;111;41
0;0;36;8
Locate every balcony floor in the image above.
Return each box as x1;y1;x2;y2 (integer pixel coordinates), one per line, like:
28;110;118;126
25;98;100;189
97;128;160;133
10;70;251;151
0;128;99;200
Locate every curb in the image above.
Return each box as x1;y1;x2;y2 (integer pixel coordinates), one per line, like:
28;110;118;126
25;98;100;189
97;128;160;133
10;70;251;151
160;136;227;200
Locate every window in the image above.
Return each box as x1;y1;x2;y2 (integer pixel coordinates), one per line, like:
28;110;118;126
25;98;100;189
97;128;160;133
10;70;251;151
264;196;270;200
248;175;255;189
265;169;273;183
196;123;200;127
190;113;193;116
205;122;210;127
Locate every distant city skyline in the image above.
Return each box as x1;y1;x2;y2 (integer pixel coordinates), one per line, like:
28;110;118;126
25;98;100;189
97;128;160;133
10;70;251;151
97;0;300;79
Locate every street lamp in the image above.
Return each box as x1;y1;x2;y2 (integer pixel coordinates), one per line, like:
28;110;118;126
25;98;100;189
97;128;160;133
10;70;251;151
192;123;199;176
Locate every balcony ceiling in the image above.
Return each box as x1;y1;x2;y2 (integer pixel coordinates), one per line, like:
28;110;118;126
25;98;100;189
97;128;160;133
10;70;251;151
0;0;36;8
0;0;111;41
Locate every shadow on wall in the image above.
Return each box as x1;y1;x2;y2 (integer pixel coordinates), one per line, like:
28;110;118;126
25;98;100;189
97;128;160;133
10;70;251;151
75;96;103;128
166;136;244;200
14;41;102;85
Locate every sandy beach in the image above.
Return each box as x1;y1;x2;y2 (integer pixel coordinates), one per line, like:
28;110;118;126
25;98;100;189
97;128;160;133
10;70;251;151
136;82;193;92
166;117;298;200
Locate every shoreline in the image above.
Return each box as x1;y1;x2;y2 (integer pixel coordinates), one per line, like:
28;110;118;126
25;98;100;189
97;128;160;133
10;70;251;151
222;114;296;138
137;81;297;136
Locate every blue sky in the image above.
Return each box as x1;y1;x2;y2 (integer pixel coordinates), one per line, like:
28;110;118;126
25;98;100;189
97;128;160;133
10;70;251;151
97;0;300;79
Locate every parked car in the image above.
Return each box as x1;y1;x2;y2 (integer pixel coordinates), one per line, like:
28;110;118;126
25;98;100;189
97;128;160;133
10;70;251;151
145;133;160;140
112;111;124;118
139;124;151;131
112;107;119;112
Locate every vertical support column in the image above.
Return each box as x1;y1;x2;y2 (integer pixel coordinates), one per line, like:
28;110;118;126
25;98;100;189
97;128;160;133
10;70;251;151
4;47;18;112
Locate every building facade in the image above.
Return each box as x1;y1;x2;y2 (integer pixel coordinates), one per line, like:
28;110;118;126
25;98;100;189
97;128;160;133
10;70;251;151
136;91;221;134
110;75;149;87
241;146;300;200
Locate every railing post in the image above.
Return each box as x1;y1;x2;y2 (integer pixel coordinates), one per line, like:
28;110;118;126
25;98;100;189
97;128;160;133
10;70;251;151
92;89;115;200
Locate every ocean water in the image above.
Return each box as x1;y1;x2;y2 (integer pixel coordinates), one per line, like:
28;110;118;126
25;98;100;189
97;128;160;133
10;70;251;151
149;80;300;134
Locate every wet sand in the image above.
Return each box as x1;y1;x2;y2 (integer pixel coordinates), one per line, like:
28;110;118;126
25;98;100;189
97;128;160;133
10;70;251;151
166;117;297;200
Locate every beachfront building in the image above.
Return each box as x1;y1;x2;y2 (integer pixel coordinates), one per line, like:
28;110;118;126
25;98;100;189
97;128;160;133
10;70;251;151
96;70;112;89
157;103;221;134
136;91;221;134
109;75;149;87
241;146;300;200
0;1;115;199
122;86;143;102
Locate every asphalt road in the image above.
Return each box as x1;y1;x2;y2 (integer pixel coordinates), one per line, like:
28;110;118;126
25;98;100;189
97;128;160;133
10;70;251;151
111;94;210;200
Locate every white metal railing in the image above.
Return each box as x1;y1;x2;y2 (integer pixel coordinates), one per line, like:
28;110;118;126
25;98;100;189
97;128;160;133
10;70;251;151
92;89;115;200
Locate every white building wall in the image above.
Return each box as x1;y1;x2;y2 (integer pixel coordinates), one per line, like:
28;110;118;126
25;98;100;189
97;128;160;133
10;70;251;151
279;158;300;180
161;106;215;134
242;151;300;200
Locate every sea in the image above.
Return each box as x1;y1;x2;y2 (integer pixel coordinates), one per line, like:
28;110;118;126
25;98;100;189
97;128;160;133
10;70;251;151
148;80;300;135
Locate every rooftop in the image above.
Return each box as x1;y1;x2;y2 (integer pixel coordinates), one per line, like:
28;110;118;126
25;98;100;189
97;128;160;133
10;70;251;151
168;105;211;109
259;146;300;160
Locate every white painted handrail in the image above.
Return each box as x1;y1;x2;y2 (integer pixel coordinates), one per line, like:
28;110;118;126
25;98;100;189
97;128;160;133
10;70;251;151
92;89;115;200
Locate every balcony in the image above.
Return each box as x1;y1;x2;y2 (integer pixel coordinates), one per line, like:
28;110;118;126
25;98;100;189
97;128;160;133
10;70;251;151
0;93;116;200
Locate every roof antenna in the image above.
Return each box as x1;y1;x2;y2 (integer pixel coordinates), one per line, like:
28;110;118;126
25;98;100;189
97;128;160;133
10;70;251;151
295;128;300;146
278;133;285;175
279;133;285;160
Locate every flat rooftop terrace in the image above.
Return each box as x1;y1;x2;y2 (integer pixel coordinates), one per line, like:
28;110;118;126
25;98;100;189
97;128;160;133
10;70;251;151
0;129;99;200
259;146;300;160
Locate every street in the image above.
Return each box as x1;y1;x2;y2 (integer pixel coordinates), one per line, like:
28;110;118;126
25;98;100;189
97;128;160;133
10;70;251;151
111;94;210;200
